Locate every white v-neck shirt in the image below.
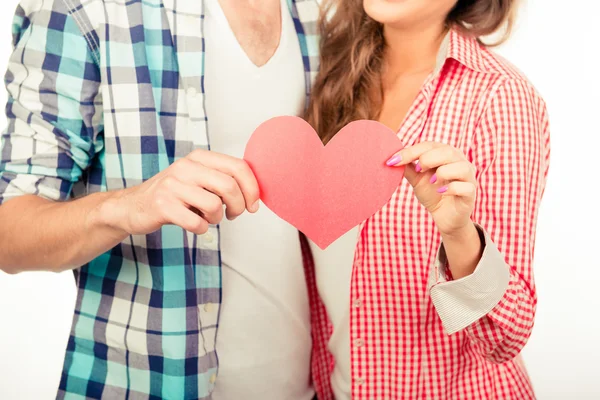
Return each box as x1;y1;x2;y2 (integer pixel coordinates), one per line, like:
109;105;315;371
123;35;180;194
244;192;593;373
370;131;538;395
204;1;357;398
204;1;313;399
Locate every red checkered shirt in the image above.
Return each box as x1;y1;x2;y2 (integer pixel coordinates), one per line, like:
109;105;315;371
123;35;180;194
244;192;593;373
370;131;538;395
303;29;551;400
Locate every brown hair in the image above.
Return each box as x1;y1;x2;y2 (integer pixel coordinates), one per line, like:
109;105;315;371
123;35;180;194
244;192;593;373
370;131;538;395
305;0;518;143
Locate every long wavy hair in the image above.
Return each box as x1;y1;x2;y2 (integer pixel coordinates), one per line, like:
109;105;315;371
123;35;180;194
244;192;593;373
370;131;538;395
305;0;518;143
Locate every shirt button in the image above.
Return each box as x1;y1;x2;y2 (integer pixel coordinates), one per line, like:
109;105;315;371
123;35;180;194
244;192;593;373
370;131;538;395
209;373;217;384
204;303;214;313
355;338;364;348
356;377;365;385
353;299;362;308
187;87;198;97
203;232;214;243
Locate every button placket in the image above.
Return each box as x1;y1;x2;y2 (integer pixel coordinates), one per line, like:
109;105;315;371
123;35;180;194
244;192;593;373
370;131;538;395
187;87;198;97
204;302;214;313
199;227;218;251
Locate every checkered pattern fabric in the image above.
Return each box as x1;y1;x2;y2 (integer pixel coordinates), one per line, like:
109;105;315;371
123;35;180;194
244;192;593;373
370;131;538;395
305;30;551;400
1;1;549;398
0;0;319;398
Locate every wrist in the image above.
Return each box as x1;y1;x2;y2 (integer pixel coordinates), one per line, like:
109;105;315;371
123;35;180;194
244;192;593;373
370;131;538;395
88;190;131;238
440;222;479;245
440;222;483;280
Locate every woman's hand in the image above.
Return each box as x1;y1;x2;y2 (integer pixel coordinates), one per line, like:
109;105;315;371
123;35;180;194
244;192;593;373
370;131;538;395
386;141;477;238
387;141;483;279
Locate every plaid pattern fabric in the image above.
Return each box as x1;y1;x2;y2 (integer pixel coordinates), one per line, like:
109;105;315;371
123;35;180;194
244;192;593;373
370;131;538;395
1;1;549;399
305;30;551;400
0;0;320;398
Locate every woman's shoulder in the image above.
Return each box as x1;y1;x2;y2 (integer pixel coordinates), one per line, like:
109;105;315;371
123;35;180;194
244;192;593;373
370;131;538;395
474;43;545;106
448;30;544;105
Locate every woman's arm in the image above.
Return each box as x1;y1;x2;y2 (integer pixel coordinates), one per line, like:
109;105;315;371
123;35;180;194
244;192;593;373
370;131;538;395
430;78;551;363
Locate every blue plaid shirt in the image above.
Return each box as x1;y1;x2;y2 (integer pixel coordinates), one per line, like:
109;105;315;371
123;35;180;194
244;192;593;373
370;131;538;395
0;0;320;398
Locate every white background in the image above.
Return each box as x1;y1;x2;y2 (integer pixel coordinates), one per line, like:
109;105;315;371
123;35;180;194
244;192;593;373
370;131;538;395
1;0;599;399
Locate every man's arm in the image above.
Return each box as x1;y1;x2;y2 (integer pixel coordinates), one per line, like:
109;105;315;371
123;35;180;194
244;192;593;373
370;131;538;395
0;150;261;274
0;0;107;272
0;1;259;273
0;193;127;273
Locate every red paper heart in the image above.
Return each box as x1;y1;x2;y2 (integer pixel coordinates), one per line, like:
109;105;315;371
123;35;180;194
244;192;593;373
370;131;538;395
244;116;404;249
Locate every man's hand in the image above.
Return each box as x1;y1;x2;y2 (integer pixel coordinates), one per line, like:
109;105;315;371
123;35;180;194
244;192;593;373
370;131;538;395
105;149;261;236
0;149;260;273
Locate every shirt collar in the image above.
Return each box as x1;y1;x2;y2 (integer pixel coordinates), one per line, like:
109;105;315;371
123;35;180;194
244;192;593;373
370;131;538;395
433;29;496;76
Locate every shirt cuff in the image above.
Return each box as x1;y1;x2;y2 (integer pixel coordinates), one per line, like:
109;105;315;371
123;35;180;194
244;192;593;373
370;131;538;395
428;225;510;335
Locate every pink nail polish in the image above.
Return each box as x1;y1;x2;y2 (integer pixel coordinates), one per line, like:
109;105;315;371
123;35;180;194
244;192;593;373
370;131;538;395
386;154;401;166
437;186;448;193
415;163;422;173
430;174;437;184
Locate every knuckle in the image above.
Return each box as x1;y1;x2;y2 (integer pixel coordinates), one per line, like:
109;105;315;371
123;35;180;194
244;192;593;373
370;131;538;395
162;176;177;191
153;195;171;214
191;148;206;159
417;155;430;168
206;197;223;214
189;217;208;233
234;159;251;175
223;177;239;196
466;184;476;195
175;158;193;172
435;167;447;179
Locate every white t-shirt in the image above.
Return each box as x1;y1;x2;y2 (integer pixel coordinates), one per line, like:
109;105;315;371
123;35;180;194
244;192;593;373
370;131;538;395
204;1;357;399
204;1;313;399
309;229;357;400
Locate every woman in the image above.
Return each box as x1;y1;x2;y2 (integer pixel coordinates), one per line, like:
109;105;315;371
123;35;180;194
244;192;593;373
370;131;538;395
304;0;550;399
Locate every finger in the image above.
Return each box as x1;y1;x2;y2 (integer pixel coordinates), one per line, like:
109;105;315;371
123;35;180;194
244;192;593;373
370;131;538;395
416;146;466;173
438;181;477;198
164;177;225;224
188;149;261;212
385;141;443;167
433;161;476;184
162;201;209;235
402;162;434;188
177;164;246;220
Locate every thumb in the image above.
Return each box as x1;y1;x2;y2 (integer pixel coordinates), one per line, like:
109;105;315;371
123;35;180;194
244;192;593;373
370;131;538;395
402;162;420;187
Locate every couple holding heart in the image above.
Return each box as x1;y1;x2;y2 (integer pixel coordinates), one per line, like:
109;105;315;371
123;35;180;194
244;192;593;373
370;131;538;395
0;0;549;399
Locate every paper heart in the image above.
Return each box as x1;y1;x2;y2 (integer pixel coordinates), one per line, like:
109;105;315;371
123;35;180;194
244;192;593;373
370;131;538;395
244;116;404;249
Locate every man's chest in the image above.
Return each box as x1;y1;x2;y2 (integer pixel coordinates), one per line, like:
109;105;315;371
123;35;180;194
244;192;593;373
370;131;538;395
216;0;283;67
72;0;318;186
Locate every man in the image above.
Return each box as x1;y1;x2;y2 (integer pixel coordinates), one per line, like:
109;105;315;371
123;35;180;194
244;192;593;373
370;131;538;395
0;0;320;398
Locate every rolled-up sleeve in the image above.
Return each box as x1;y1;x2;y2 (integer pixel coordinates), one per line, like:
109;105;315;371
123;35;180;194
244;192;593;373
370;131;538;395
0;0;102;205
429;225;511;335
428;77;551;364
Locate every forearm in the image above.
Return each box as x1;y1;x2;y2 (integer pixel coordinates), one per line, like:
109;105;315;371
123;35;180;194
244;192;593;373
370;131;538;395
440;222;483;279
0;192;128;274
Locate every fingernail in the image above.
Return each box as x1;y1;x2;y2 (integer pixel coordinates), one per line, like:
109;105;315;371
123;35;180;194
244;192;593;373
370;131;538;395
429;174;437;184
415;163;422;173
386;154;402;166
437;186;448;193
250;201;260;212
